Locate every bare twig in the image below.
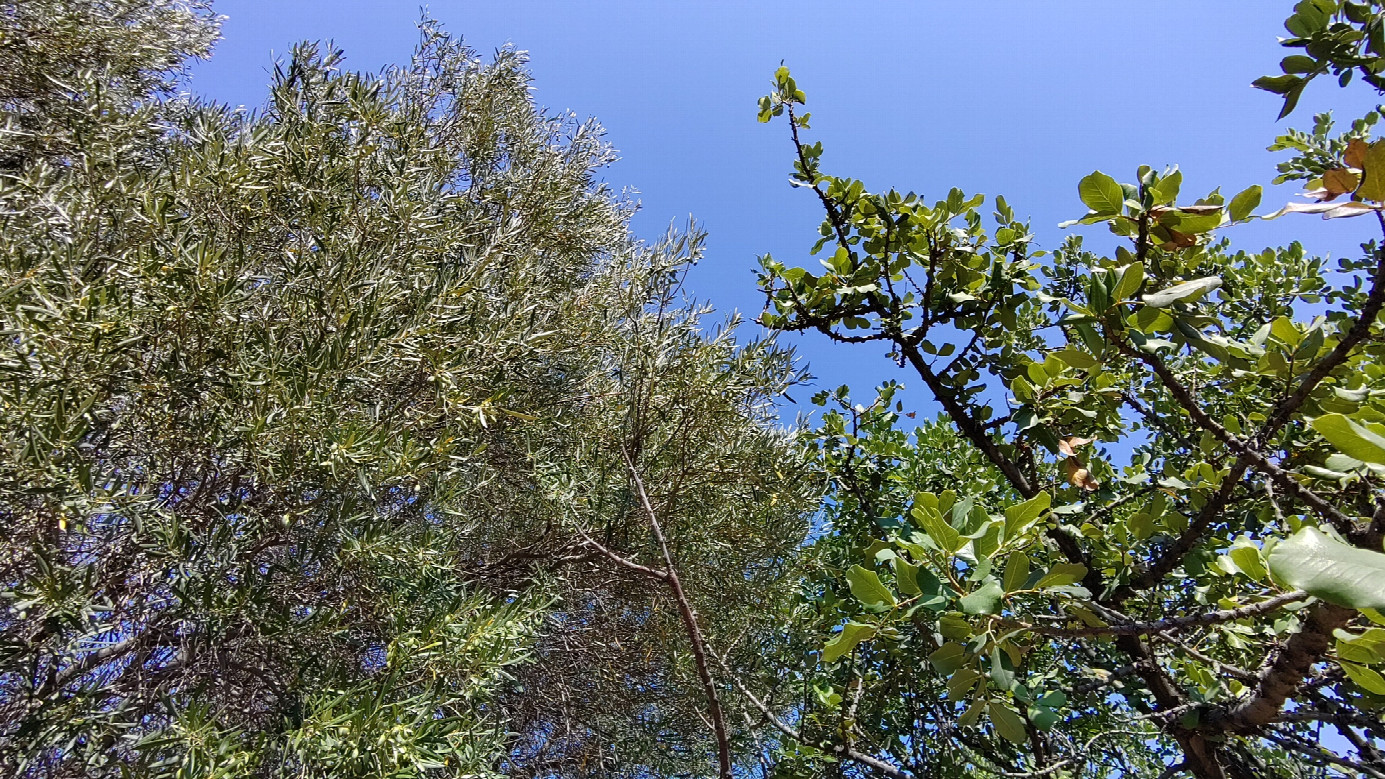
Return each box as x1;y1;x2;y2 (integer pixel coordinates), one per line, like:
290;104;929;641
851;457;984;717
622;446;733;779
1001;591;1308;638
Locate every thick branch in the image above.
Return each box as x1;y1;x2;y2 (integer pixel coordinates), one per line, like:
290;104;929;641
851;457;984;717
899;342;1038;499
1207;600;1355;734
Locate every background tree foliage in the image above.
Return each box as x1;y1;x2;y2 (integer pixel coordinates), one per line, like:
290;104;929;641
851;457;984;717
0;1;813;777
752;2;1385;778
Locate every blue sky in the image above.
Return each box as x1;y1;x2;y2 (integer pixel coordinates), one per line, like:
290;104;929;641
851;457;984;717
191;1;1385;412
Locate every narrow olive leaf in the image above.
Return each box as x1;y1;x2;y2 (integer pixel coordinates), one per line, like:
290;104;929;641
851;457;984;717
1003;492;1051;539
1036;562;1089;589
1078;171;1125;215
1228;184;1263;222
1003;552;1031;593
988;701;1029;745
823;622;877;663
846;564;897;607
959;698;986;727
1142;277;1222;308
1267;527;1385;611
960;580;1005;615
1313;414;1385;465
1358;139;1385;202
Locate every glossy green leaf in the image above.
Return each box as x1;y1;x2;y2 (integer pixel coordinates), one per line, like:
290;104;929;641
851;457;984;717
1112;263;1145;303
929;642;967;675
894;557;922;596
1003;552;1031;593
1036;563;1088;590
1229;543;1267;582
914;503;963;553
1341;661;1385;695
846;564;897;607
1267;527;1385;610
1312;413;1385;465
823;622;877;663
1079;171;1125;215
1004;492;1051;539
960;580;1004;615
1228;185;1262;222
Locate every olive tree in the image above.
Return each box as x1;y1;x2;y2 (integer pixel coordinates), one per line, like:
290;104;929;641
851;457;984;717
0;2;813;777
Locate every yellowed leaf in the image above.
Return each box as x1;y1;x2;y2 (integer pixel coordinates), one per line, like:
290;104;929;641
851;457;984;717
1065;457;1100;491
1322;168;1360;196
1058;436;1094;457
1346;137;1369;169
1357;139;1385;202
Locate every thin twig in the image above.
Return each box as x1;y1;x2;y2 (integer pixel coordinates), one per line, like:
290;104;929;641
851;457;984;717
622;446;733;779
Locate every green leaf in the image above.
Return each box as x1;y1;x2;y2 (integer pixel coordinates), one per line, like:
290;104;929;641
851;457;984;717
1112;263;1145;303
1036;563;1088;589
823;622;876;663
959;698;986;727
1142;277;1222;308
1078;171;1125;215
1313;413;1385;465
947;668;982;699
1003;552;1031;593
894;557;922;596
929;642;967;675
988;701;1028;744
1004;492;1051;539
939;612;972;640
914;502;963;554
960;580;1004;615
846;565;897;607
1028;705;1061;731
1341;661;1385;695
1228;185;1262;222
1229;544;1268;582
1150;170;1182;205
1267;527;1385;611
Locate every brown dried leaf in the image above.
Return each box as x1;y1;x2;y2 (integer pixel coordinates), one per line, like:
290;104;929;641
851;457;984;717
1057;437;1094;457
1065;457;1100;491
1264;200;1384;219
1323;168;1360;196
1346;137;1369;169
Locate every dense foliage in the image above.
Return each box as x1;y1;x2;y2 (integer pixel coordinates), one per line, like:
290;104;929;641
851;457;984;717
751;2;1385;778
0;2;813;777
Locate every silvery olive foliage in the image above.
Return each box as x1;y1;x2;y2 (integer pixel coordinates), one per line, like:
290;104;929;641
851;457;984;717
0;2;814;777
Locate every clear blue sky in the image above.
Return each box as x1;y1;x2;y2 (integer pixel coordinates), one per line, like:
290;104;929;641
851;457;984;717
191;1;1384;411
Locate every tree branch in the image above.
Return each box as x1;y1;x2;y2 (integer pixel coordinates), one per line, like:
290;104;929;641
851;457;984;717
1001;591;1308;638
622;446;733;779
1206;600;1355;734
